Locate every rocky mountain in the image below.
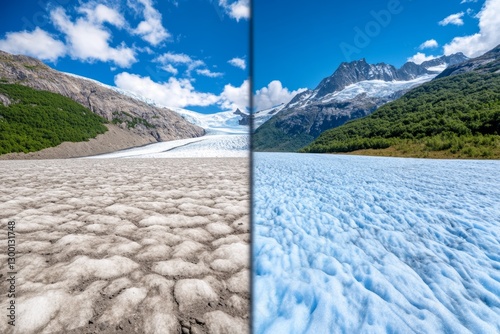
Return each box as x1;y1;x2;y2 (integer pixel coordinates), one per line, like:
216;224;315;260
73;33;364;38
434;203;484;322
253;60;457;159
0;50;204;145
253;53;468;152
233;108;250;126
301;44;500;158
437;45;500;78
252;103;286;129
420;53;469;71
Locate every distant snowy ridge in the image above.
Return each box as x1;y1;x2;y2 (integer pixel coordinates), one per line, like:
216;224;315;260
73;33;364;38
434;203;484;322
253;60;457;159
321;74;436;103
253;104;286;129
280;53;469;111
171;107;249;134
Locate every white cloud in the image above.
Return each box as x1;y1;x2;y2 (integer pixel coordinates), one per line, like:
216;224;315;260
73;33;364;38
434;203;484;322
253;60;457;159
51;6;136;67
130;0;170;46
115;72;219;108
0;27;66;62
155;52;217;77
439;12;465;26
196;68;223;77
406;52;437;65
162;64;178;75
78;3;125;27
254;80;307;111
219;0;250;21
461;0;477;3
443;0;500;57
228;57;246;70
219;79;250;111
155;52;193;64
419;39;438;50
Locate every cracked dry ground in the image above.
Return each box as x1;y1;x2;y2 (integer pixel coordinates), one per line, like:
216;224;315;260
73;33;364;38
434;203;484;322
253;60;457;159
0;158;249;334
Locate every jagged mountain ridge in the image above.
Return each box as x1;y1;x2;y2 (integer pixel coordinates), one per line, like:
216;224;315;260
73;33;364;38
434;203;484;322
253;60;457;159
290;52;468;106
301;44;500;158
0;50;204;144
253;53;469;152
437;45;500;78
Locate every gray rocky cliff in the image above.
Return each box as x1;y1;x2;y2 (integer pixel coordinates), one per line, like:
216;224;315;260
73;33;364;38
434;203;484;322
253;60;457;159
0;50;205;143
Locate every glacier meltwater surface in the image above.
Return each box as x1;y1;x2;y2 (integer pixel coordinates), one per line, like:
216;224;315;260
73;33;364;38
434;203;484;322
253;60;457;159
253;153;500;334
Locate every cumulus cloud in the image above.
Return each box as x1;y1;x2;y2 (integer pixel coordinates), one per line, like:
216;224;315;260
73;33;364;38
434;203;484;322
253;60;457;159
196;69;223;78
162;64;178;75
0;27;66;62
78;3;125;27
443;0;500;57
254;80;307;111
115;72;219;108
130;0;170;45
406;52;437;65
419;39;438;50
219;0;250;21
219;80;249;111
155;52;220;77
228;57;246;70
155;52;193;64
51;6;136;67
439;12;465;26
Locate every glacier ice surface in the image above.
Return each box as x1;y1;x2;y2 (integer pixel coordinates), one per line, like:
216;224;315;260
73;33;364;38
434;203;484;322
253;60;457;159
253;153;500;334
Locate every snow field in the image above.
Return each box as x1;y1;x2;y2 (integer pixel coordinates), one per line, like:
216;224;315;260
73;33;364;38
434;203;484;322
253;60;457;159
88;134;249;159
253;153;500;334
0;158;249;334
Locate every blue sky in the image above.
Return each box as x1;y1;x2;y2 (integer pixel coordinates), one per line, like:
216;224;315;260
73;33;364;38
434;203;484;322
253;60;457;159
253;0;500;111
1;1;499;114
0;0;249;114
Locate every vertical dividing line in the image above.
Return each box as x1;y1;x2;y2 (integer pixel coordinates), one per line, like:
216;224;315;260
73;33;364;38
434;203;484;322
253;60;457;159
248;0;255;333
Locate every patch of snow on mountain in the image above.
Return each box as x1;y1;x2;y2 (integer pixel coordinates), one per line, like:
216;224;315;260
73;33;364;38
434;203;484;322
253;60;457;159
426;64;448;73
254;152;500;334
286;91;315;109
322;74;436;102
253;104;287;129
171;108;248;134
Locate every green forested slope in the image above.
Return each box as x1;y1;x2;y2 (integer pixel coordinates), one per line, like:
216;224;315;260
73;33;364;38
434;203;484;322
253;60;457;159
301;72;500;158
0;84;108;154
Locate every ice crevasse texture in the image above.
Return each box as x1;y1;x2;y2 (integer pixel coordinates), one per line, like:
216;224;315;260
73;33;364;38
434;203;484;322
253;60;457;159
253;152;500;334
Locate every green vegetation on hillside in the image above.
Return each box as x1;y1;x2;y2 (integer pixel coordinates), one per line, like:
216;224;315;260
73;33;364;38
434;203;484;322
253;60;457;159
301;72;500;158
0;84;108;154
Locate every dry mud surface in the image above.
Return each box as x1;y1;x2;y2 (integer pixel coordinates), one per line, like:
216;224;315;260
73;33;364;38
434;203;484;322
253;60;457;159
0;158;249;334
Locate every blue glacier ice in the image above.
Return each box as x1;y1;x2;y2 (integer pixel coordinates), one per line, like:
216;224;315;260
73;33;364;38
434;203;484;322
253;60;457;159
253;153;500;334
